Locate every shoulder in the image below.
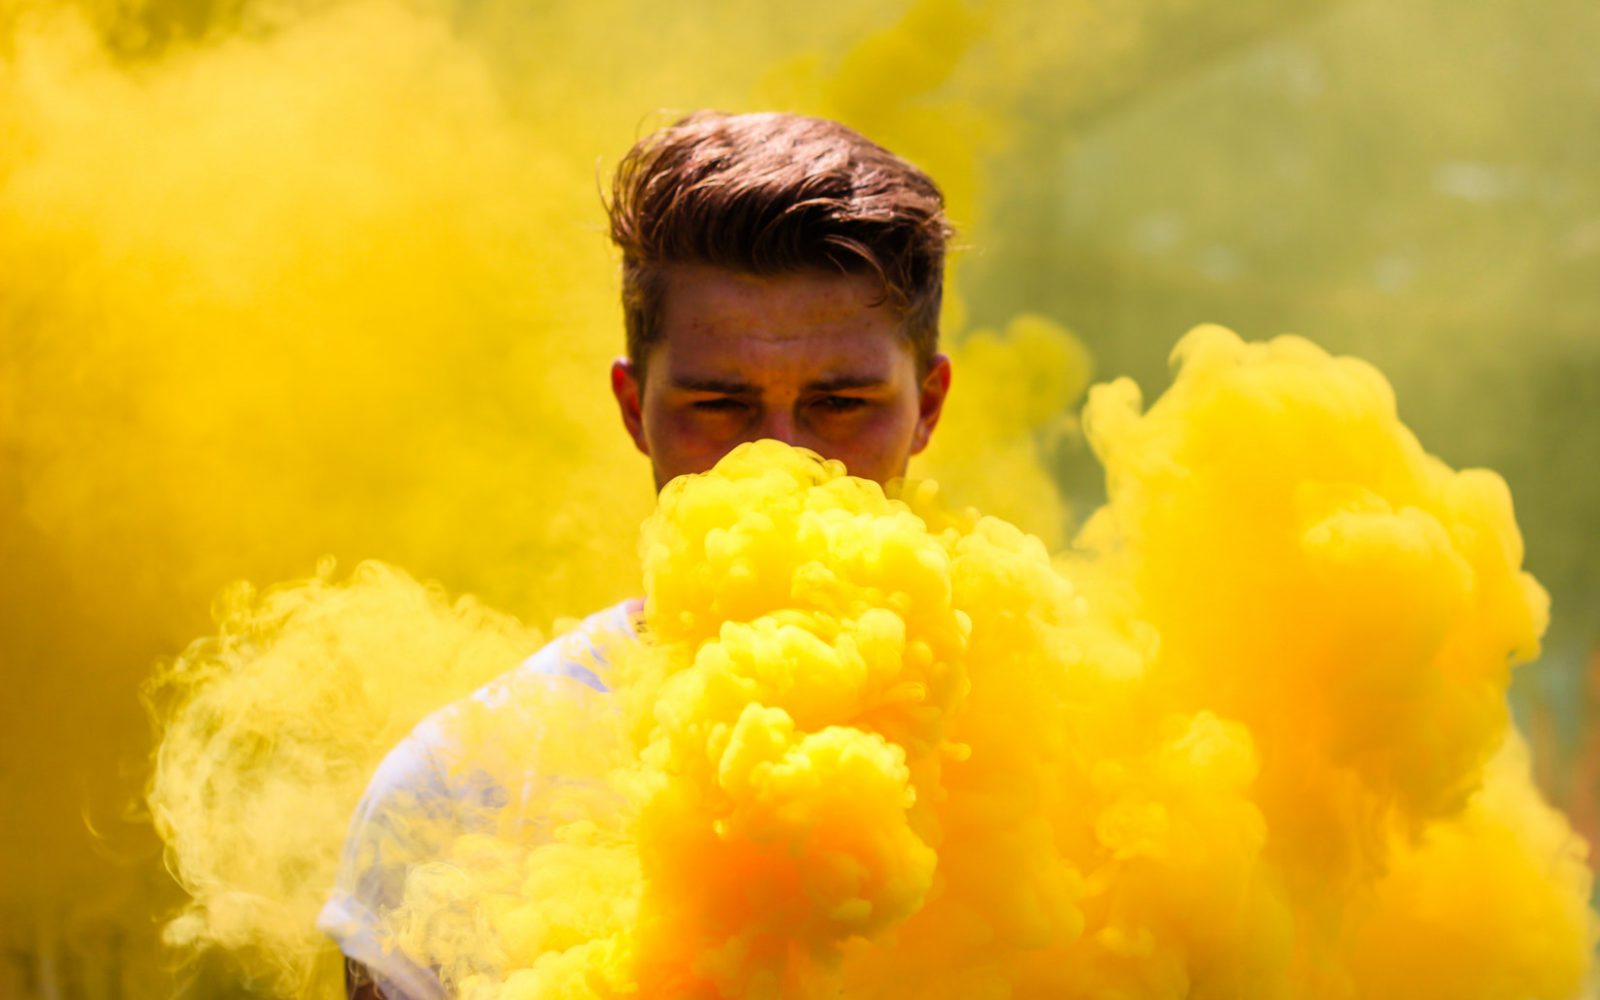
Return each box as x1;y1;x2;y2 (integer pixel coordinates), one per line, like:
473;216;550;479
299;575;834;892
362;596;643;804
317;598;642;996
481;596;643;700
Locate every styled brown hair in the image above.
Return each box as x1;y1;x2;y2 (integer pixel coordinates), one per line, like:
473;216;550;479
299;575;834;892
607;111;952;375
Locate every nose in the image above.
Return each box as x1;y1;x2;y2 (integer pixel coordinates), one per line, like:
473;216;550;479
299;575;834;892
754;408;799;446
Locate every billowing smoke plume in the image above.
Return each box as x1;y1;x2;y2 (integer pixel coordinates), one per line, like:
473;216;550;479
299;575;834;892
5;0;1596;996
150;329;1596;999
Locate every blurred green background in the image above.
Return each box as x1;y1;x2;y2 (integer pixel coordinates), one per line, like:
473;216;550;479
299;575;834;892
959;0;1600;824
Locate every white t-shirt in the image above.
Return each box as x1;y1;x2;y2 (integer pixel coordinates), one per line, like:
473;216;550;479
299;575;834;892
316;599;641;1000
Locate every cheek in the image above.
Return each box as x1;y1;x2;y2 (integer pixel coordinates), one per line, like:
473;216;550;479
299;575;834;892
823;401;920;466
645;403;743;458
836;408;901;442
867;394;922;439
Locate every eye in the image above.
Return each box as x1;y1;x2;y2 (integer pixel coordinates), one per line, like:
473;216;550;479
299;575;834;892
692;397;747;412
815;395;867;413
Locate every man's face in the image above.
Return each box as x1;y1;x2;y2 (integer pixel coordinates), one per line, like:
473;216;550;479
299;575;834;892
611;264;951;491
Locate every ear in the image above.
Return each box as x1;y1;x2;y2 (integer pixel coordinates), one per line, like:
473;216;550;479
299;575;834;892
611;358;650;457
909;353;951;456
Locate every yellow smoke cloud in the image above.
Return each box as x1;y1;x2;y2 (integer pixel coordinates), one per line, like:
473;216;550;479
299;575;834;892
149;329;1593;998
2;1;1076;990
917;313;1091;551
5;0;1597;997
1;11;646;984
145;562;547;994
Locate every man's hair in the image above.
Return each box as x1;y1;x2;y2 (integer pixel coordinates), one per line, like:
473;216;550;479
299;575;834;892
607;111;952;375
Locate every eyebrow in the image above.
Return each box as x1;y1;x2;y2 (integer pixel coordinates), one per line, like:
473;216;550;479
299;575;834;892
669;374;889;394
808;374;889;392
670;376;756;395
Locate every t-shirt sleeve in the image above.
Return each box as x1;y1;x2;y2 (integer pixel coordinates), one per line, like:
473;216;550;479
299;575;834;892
316;722;457;1000
316;600;636;999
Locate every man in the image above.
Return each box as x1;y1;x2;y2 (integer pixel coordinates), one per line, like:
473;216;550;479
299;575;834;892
320;110;954;1000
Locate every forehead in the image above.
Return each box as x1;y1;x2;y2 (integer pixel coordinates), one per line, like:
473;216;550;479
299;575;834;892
651;264;911;383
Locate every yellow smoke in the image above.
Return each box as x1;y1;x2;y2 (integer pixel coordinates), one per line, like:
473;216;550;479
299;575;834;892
2;0;1079;991
917;313;1091;551
150;329;1591;998
5;0;1597;996
1;11;644;989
